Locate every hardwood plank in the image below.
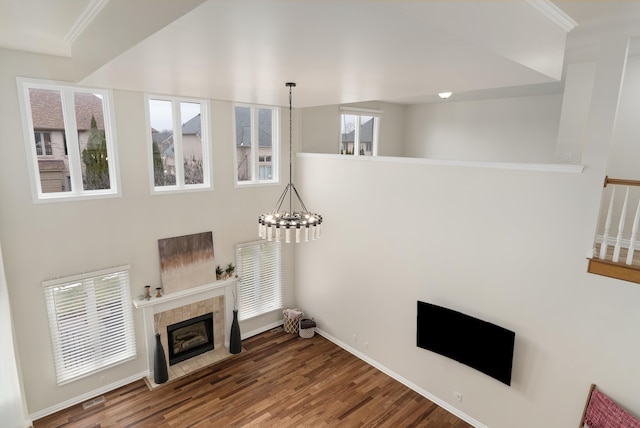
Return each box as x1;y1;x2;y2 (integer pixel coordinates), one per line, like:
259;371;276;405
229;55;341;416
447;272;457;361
33;328;473;427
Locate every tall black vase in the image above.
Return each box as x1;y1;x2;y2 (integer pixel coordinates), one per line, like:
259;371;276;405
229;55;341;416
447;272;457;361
230;309;241;354
154;333;169;384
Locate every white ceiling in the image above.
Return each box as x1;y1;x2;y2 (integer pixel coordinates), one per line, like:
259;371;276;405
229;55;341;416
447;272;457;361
2;0;640;107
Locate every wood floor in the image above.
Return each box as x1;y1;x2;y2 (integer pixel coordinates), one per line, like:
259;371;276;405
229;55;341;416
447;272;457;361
33;328;473;428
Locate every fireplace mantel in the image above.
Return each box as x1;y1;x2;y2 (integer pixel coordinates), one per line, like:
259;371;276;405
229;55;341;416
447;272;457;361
132;277;238;382
133;277;237;311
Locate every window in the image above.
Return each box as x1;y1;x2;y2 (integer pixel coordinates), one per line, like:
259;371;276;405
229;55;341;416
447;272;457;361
43;266;136;385
235;241;283;321
339;107;381;156
146;96;211;192
34;131;52;155
234;104;279;185
17;78;120;201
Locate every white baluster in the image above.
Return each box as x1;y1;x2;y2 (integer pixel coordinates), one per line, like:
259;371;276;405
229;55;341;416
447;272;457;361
600;187;616;259
626;197;640;265
613;186;630;262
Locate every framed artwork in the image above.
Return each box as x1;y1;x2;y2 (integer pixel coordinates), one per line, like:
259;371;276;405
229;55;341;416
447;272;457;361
158;231;215;294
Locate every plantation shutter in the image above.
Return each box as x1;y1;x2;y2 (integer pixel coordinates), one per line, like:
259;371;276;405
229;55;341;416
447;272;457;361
235;241;283;321
43;265;136;385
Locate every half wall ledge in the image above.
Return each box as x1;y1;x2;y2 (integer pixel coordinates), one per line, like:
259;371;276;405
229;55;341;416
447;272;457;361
297;153;586;174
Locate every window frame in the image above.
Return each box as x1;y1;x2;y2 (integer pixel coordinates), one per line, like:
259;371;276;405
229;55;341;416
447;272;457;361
17;77;121;203
145;94;212;194
339;107;381;157
235;240;283;321
42;265;136;385
34;131;53;156
233;103;280;187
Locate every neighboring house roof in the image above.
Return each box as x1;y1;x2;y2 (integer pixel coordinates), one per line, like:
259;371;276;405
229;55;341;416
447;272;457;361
151;114;200;149
181;114;201;137
235;107;273;147
29;88;105;131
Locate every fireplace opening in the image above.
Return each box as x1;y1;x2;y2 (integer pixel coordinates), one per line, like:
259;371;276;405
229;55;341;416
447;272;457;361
167;312;214;365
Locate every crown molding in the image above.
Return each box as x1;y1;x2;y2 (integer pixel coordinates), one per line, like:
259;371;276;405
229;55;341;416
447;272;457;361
526;0;578;33
64;0;110;46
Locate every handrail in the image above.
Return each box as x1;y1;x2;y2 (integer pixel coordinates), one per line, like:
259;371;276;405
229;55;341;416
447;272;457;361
604;176;640;187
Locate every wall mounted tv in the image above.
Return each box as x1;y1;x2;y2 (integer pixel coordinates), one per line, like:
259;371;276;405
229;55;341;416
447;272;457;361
416;301;515;386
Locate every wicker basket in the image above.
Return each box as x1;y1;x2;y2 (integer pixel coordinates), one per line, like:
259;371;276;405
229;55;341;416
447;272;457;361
299;318;316;338
283;308;303;334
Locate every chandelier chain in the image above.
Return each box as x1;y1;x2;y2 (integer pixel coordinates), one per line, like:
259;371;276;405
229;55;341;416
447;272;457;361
257;82;323;243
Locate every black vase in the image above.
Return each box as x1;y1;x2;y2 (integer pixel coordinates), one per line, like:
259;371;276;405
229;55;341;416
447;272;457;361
230;309;241;354
154;333;169;384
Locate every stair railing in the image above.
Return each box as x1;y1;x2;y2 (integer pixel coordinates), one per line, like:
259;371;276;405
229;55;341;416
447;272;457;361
597;176;640;265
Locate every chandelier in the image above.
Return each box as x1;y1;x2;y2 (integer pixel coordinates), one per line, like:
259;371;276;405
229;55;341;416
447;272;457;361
258;82;323;243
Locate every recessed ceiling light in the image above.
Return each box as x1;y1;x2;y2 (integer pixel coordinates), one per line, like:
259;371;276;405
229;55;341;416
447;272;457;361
438;92;452;99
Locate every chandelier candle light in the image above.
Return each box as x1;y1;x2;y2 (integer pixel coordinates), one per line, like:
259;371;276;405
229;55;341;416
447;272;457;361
258;83;323;243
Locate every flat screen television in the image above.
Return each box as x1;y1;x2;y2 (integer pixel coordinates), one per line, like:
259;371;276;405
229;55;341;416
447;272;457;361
416;301;515;386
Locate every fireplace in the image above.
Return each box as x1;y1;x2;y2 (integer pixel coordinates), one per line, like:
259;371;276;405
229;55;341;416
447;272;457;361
167;313;214;365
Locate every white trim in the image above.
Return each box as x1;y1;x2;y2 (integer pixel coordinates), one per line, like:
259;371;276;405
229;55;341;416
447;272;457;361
132;278;238;378
132;277;237;310
28;371;146;422
235;240;283;321
298;152;585;174
339;111;380;156
525;0;578;33
145;94;213;194
241;320;284;340
42;264;130;287
339;106;383;116
16;77;122;202
64;0;111;46
43;267;136;385
232;103;280;187
315;328;489;428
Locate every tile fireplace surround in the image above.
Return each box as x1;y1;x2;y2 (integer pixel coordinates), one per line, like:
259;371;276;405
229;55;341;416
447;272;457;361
133;277;237;387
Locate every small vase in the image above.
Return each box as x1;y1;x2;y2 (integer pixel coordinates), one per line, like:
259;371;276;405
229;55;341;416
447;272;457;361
230;309;241;354
154;333;169;384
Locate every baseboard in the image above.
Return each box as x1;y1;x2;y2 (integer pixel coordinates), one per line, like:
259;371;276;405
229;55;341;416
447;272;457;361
29;325;482;427
315;328;489;428
241;320;284;340
28;323;283;423
28;371;147;423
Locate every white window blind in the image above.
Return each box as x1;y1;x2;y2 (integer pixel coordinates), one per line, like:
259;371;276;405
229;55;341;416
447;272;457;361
43;265;136;385
235;241;283;321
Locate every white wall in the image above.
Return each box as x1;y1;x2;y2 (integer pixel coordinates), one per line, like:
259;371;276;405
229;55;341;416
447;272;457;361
293;54;640;427
403;94;563;162
552;61;596;164
609;55;640;179
0;243;27;427
0;47;294;417
295;153;640;427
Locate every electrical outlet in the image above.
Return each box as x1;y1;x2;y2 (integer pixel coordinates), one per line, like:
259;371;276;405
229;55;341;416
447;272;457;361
352;334;357;342
365;342;369;349
454;391;462;401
